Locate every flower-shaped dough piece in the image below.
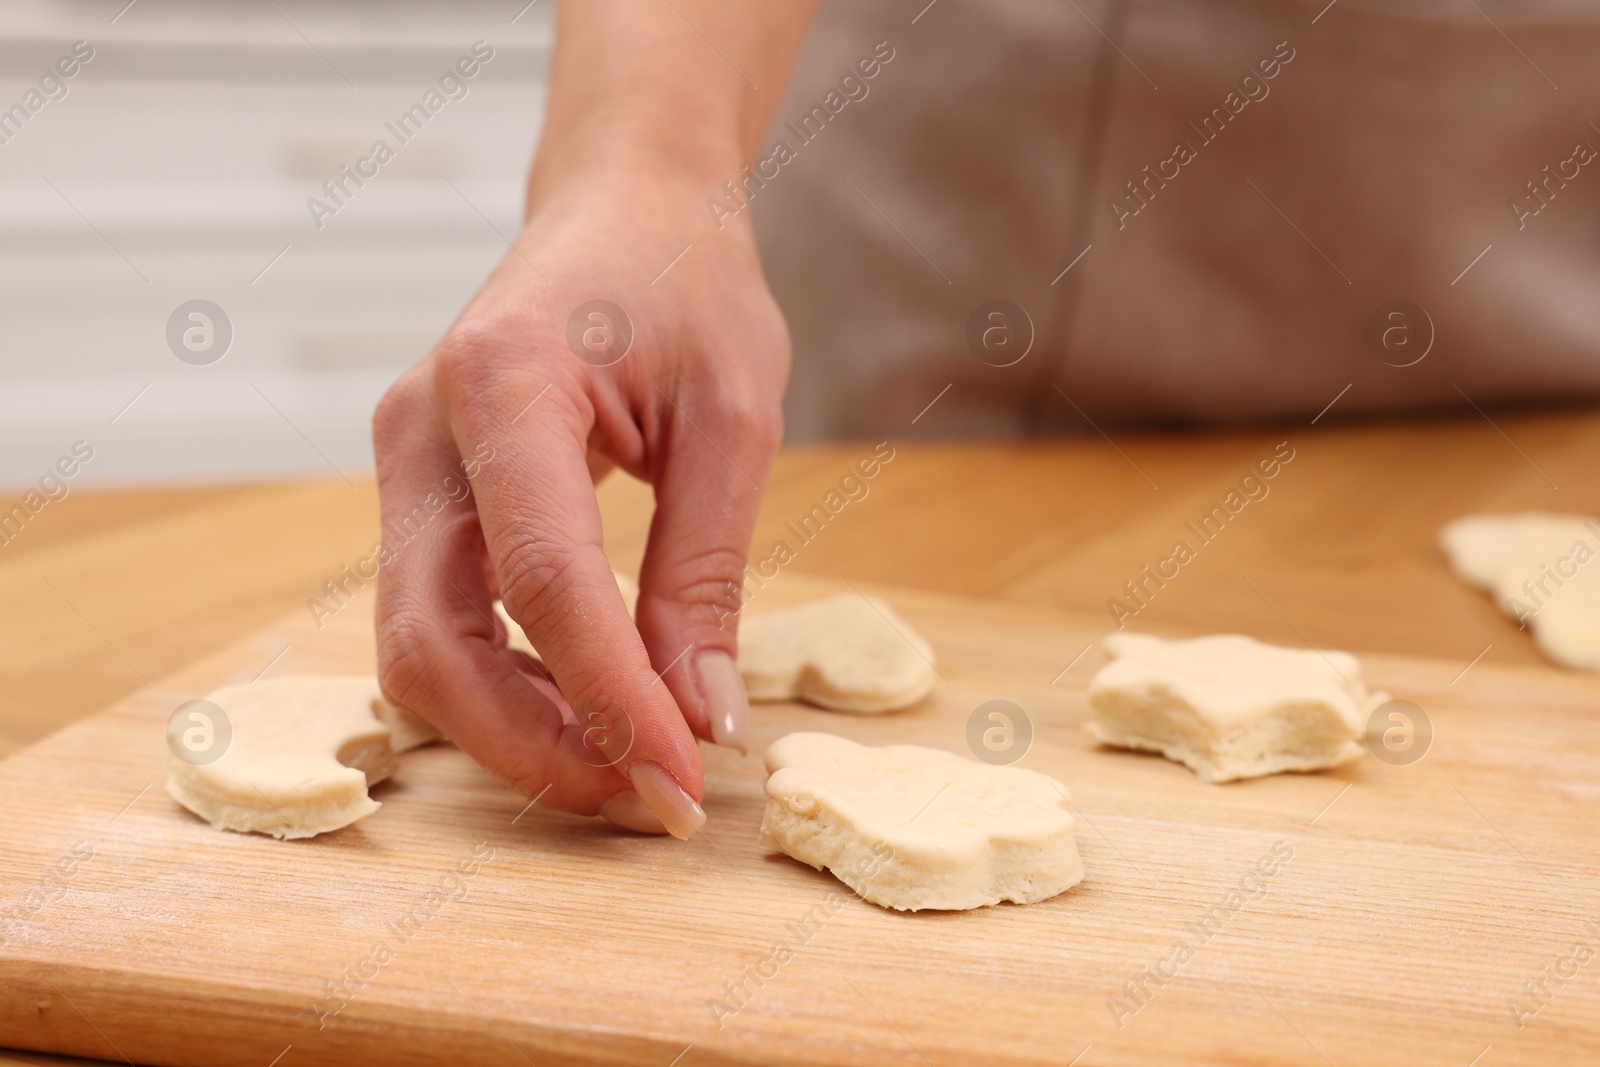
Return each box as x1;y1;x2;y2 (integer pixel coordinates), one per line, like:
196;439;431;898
738;594;937;714
166;675;437;839
759;732;1083;911
1440;512;1600;671
1086;632;1382;782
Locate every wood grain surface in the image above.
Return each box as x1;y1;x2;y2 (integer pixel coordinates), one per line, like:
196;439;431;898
0;571;1598;1066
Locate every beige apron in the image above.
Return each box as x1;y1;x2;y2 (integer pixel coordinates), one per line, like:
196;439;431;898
752;0;1600;439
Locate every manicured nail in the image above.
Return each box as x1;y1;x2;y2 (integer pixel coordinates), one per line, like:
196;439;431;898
697;650;750;755
628;761;706;840
599;790;669;834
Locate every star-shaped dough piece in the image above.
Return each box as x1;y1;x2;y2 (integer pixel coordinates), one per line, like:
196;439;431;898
1087;632;1381;782
1440;512;1600;670
759;732;1084;911
166;676;437;839
739;595;937;714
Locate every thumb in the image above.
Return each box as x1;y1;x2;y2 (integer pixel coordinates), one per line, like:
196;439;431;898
635;389;778;755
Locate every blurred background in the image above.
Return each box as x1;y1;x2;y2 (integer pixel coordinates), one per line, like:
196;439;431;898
1;0;551;487
7;0;1599;492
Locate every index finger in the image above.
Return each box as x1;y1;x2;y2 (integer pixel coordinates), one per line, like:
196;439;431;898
372;379;650;825
435;343;707;839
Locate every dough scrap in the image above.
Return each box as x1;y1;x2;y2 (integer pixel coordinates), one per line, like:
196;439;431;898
1440;512;1600;670
1086;632;1380;782
739;594;937;714
166;675;436;839
497;569;639;660
759;732;1083;911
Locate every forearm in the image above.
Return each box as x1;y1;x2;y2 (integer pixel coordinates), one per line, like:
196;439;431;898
528;0;818;210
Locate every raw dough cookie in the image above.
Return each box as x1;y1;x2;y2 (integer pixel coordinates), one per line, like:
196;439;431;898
1440;512;1600;670
1086;633;1381;782
372;694;444;751
497;569;640;660
739;594;937;713
166;675;435;839
759;732;1083;911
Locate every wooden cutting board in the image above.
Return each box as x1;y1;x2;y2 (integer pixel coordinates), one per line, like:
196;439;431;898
1;575;1597;1067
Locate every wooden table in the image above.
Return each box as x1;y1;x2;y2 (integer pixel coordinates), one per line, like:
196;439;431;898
5;407;1593;759
1;407;1595;1066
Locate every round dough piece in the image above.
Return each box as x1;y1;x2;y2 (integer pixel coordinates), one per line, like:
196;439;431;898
165;675;433;839
759;732;1084;911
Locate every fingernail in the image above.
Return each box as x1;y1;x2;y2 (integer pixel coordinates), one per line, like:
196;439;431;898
599;790;669;834
628;761;706;840
697;650;750;755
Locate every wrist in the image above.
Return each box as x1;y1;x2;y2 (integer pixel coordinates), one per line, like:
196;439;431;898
521;131;762;267
527;96;748;217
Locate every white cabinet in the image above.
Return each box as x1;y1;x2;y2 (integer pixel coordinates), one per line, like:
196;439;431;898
0;0;552;486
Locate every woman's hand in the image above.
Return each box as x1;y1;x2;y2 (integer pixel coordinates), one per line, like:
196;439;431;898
371;0;814;837
373;164;789;838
